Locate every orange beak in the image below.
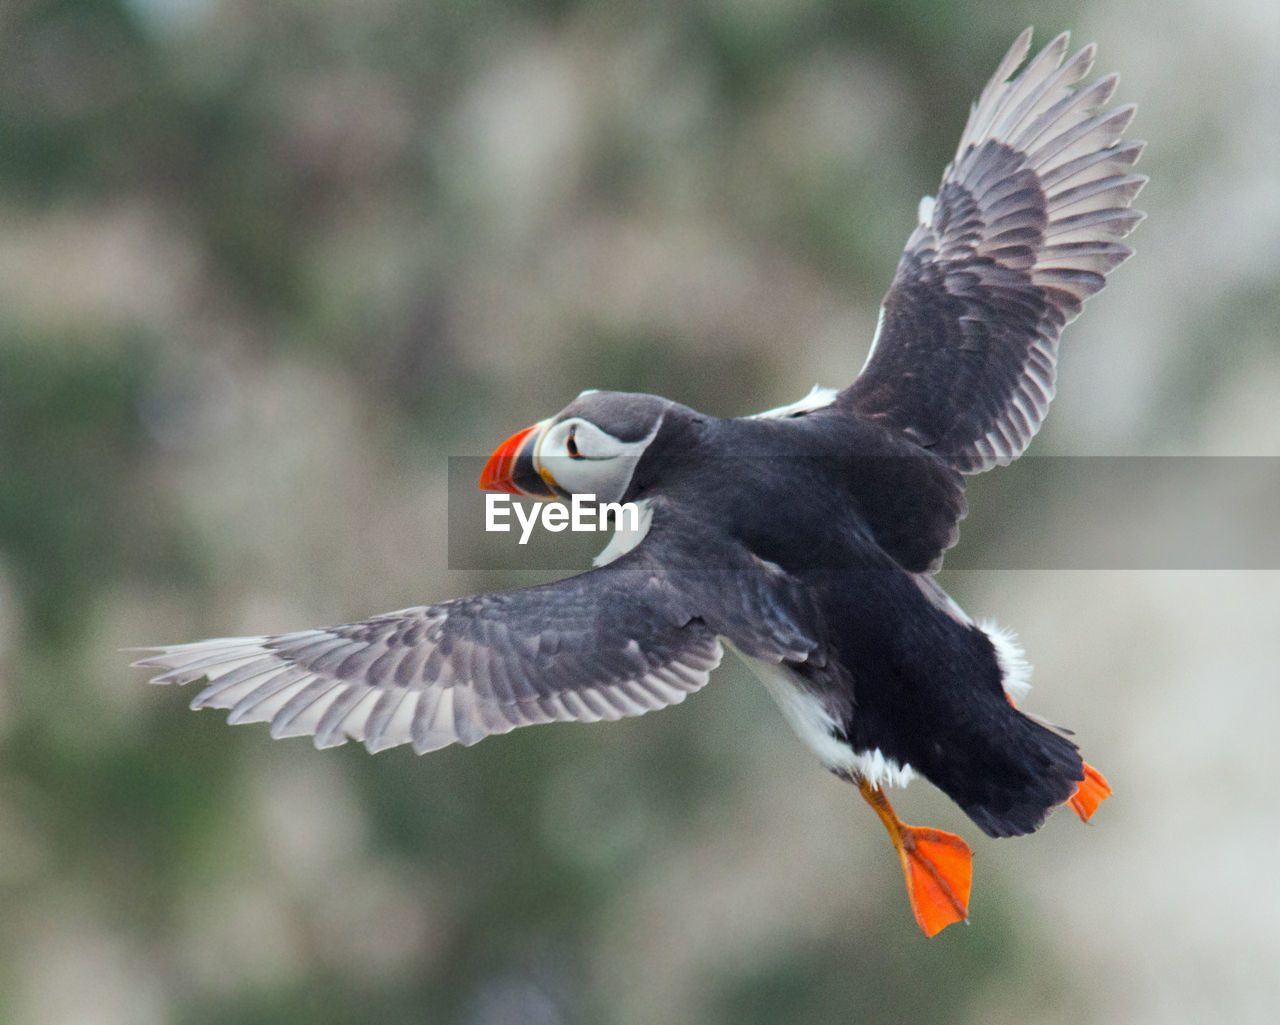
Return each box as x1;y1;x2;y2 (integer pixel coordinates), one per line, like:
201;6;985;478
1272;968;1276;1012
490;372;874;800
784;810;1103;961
479;420;557;497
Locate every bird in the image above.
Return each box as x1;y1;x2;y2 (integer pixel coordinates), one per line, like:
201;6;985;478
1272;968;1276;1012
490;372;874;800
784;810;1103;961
135;28;1142;937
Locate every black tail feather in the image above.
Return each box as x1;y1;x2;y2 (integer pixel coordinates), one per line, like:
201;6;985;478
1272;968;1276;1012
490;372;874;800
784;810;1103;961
923;697;1084;838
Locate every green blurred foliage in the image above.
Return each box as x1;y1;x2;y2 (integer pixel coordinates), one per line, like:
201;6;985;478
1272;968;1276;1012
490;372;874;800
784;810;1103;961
0;335;153;639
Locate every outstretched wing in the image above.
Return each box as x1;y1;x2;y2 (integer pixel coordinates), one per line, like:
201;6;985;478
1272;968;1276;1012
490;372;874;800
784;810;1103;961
842;29;1146;473
136;558;722;756
135;511;822;755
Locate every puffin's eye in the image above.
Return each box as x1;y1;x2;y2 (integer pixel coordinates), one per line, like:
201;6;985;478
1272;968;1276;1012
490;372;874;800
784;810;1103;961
566;425;583;459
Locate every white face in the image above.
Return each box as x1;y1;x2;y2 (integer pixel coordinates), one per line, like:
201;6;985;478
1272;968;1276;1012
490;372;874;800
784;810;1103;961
535;414;662;503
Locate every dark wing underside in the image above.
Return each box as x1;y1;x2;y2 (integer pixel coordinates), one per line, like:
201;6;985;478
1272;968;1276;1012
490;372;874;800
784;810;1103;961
135;508;821;754
841;29;1145;473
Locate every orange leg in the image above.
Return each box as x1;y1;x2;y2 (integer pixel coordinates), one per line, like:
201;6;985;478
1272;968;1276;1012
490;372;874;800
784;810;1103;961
855;776;972;937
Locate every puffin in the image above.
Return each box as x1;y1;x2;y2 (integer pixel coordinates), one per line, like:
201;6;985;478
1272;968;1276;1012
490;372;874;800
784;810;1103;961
136;29;1142;936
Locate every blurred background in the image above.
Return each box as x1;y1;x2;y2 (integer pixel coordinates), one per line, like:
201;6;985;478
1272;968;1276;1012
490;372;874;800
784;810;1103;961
2;0;1278;1022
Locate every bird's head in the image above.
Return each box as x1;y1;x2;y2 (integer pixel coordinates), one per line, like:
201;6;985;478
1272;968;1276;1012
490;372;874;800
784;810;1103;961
479;391;675;504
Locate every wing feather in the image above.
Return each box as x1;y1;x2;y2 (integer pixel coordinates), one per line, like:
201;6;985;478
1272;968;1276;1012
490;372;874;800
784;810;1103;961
138;572;724;755
136;503;832;754
842;29;1145;473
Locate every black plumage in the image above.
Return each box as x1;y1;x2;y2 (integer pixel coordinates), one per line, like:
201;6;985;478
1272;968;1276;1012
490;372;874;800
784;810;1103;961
136;29;1141;932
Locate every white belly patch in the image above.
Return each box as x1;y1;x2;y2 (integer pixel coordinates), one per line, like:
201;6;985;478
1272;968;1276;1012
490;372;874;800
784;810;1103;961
731;647;916;789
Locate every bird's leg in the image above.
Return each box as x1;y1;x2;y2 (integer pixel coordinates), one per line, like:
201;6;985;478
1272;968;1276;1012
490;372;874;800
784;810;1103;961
847;772;972;937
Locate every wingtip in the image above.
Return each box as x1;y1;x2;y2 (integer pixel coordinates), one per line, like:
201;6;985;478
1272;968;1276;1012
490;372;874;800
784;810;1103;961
126;650;163;670
1111;101;1139;132
1043;30;1072;64
994;27;1036;84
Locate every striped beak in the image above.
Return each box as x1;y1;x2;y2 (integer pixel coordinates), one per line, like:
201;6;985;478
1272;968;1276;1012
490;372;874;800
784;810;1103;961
479;418;557;497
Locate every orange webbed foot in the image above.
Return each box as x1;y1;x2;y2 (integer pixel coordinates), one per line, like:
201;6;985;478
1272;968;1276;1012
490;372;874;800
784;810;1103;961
895;823;974;937
855;777;973;937
1068;761;1111;822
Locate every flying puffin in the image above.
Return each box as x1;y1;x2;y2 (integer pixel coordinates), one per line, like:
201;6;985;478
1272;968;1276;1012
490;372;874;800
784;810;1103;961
136;29;1142;936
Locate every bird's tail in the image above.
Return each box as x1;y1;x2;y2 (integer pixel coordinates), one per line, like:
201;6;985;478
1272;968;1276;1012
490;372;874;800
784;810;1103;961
936;695;1085;838
913;621;1090;838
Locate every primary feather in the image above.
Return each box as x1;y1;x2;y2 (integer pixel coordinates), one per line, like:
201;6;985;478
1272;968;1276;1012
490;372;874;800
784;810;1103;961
842;28;1146;472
